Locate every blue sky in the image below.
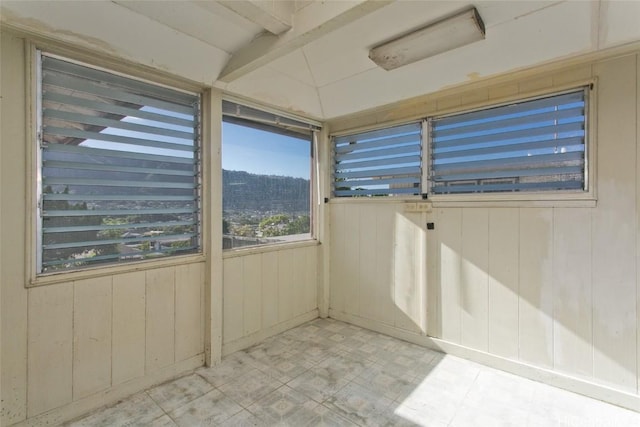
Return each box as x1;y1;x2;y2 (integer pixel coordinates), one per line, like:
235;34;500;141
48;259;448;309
222;122;310;179
78;106;311;179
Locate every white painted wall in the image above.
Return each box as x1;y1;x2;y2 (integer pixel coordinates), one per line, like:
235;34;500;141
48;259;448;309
222;244;320;356
328;51;640;408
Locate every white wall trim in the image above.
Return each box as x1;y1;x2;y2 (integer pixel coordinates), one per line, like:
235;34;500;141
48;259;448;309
222;309;318;356
329;310;640;413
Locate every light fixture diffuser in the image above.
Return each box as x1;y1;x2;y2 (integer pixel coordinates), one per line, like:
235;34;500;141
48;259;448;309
369;7;486;71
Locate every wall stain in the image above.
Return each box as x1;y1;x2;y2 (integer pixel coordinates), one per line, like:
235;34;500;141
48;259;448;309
1;8;119;55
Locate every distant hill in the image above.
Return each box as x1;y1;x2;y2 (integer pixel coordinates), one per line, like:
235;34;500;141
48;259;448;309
223;169;310;213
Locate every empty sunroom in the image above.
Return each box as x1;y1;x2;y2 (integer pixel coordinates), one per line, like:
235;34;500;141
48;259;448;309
1;1;640;426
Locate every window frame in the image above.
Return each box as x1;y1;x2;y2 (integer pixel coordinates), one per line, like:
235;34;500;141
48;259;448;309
331;121;424;198
426;86;594;203
29;48;206;284
221;98;321;252
329;83;596;206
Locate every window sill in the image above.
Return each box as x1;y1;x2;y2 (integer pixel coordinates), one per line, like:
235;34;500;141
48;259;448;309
427;193;597;208
29;253;206;287
223;238;319;259
329;195;424;204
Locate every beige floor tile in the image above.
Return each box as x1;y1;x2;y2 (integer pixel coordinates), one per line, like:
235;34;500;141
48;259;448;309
170;388;243;426
69;319;640;427
147;374;214;413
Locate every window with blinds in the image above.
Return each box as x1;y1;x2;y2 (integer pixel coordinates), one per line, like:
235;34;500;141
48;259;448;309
429;89;587;195
333;122;422;197
38;53;201;273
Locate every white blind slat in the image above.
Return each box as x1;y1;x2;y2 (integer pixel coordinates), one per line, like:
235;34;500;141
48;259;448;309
39;53;201;273
332;122;422;198
430;89;587;195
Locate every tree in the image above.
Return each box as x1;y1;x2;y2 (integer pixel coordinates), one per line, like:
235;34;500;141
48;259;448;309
287;215;310;235
259;214;290;237
233;224;255;237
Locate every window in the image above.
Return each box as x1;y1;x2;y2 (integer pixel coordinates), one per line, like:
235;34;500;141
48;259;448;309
37;53;201;273
330;88;589;200
222;100;319;250
332;122;422;197
428;89;588;195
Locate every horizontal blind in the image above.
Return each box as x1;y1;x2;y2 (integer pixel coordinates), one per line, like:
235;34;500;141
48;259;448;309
429;89;587;195
333;123;422;197
39;54;200;273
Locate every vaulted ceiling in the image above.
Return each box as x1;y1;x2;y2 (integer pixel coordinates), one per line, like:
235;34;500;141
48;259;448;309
2;1;640;120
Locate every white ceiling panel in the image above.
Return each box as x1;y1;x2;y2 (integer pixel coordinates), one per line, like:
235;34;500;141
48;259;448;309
113;0;262;54
2;0;230;84
319;0;594;118
226;66;324;119
268;49;317;86
306;47;377;88
2;0;640;120
476;0;562;28
599;0;640;48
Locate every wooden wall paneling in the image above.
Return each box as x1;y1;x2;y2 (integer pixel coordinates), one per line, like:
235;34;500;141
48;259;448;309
426;208;441;338
438;208;463;344
636;52;640;395
292;248;307;318
27;283;73;417
343;205;361;317
519;208;554;368
73;277;112;399
304;246;318;313
374;204;396;326
112;271;146;385
261;251;279;329
277;250;294;322
591;55;638;391
358;204;378;321
175;263;204;361
460;208;489;351
488;208;520;359
329;203;345;314
223;257;244;344
552;208;593;377
145;267;176;371
393;208;423;333
243;255;262;336
1;32;28;426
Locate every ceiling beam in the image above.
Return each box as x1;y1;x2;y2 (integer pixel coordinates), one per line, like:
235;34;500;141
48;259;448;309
218;0;394;83
218;0;293;35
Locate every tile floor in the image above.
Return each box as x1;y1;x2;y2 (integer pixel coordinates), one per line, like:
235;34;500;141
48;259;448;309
67;319;640;426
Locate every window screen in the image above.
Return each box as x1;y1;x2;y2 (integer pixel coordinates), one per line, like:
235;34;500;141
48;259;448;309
333;122;422;197
429;89;587;195
38;54;201;273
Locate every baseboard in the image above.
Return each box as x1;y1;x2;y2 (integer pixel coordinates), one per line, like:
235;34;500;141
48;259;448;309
329;309;640;413
14;354;204;427
222;309;319;357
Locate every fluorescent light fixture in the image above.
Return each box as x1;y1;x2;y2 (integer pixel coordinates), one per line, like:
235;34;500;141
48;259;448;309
369;7;485;71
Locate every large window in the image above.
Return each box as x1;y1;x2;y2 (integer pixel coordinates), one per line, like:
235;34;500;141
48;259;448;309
37;53;201;274
428;89;587;195
222;100;318;250
331;88;589;199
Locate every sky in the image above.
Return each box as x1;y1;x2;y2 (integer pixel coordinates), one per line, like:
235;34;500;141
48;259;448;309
222;122;311;179
78;107;312;180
